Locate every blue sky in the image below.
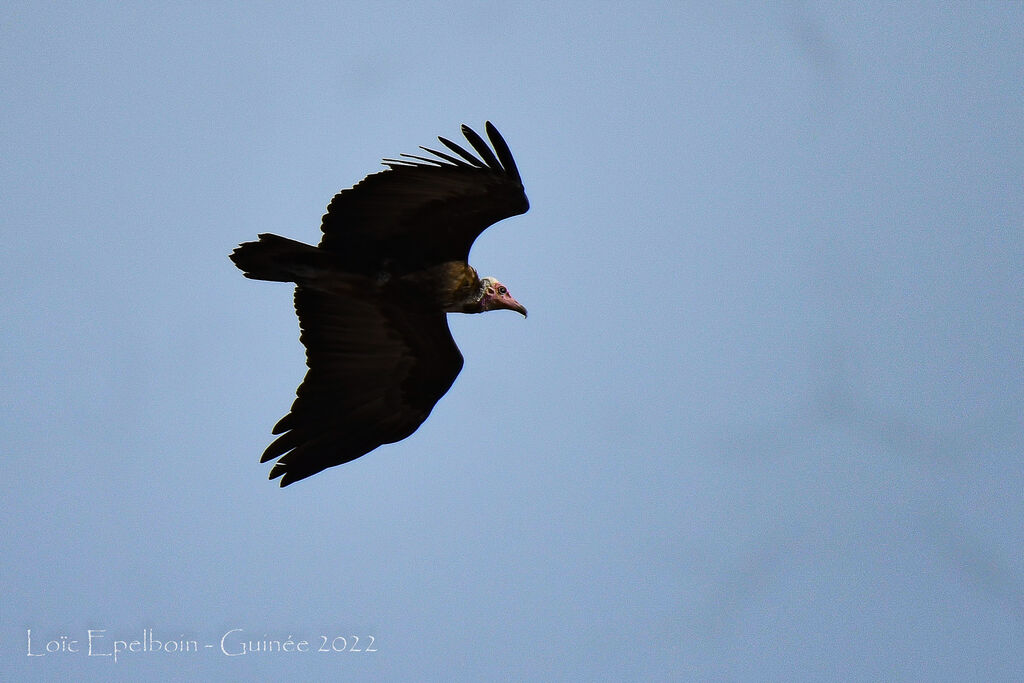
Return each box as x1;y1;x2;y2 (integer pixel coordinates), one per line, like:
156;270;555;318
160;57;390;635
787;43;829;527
2;2;1022;680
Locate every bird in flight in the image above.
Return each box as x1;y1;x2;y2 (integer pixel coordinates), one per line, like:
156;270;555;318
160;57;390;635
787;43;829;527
230;122;530;486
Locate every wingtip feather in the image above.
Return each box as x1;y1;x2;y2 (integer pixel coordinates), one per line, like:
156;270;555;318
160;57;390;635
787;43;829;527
437;135;486;168
484;122;521;182
460;124;501;170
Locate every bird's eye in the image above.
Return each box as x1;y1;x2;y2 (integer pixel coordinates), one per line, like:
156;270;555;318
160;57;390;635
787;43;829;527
498;286;507;295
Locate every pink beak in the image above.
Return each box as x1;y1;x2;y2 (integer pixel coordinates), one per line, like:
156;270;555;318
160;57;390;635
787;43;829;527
508;298;527;317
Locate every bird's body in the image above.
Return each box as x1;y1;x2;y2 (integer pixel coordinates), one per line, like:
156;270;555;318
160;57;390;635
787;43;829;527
230;123;529;486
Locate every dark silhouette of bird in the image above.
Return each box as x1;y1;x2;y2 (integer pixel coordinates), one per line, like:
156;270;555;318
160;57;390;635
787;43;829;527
230;122;529;486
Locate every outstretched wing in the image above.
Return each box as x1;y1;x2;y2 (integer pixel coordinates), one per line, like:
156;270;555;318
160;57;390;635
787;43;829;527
261;282;464;486
318;122;529;271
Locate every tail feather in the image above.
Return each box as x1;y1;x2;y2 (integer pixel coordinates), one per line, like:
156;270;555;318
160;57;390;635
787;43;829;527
229;233;325;282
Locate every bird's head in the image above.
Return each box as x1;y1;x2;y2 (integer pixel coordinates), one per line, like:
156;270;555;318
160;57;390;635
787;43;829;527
477;277;527;317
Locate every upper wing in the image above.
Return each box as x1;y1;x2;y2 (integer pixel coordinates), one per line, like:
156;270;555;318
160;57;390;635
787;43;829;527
318;122;529;271
261;281;464;486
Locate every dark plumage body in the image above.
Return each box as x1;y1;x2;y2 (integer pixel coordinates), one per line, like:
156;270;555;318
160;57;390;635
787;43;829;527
230;123;529;486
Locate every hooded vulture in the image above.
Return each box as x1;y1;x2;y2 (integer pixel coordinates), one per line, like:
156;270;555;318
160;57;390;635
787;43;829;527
230;122;529;486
